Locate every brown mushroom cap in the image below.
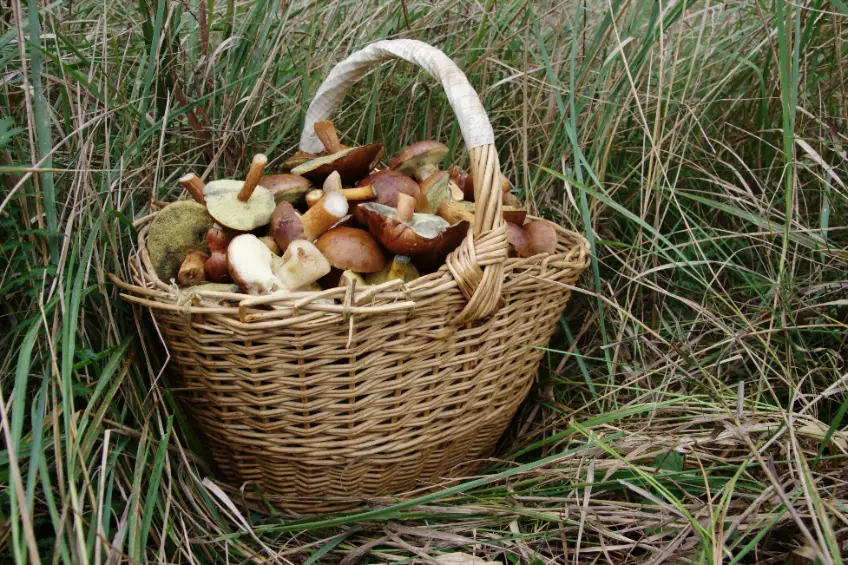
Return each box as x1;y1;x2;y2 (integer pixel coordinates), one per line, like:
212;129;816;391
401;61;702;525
260;174;313;204
314;227;386;273
283;150;320;171
506;222;533;257
360;201;468;256
357;170;420;208
524;220;558;255
291;143;383;185
147;201;213;281
389;141;449;178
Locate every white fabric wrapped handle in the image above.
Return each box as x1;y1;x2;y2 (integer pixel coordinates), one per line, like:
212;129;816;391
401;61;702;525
300;39;495;154
301;40;507;323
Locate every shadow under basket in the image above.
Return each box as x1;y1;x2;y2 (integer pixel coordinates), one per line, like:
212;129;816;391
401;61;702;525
113;39;591;514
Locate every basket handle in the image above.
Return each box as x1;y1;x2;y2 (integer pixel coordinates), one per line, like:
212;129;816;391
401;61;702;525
300;39;508;323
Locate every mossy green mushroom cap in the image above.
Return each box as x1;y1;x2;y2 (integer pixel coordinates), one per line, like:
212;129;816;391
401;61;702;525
146;200;213;281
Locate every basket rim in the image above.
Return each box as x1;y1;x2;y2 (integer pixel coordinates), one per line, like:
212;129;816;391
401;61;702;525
111;205;591;329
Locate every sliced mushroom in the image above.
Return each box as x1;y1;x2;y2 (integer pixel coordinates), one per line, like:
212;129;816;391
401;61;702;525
260;173;313;205
227;234;285;294
147;200;214;281
271;191;349;252
271;240;332;290
360;193;468;256
203;154;276;231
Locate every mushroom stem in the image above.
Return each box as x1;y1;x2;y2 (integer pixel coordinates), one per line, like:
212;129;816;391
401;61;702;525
305;189;324;208
308;185;377;207
178;251;209;286
389;255;411;280
179;173;206;204
237;153;268;202
340;185;376;200
314;120;343;153
436;199;475;224
395;193;416;223
301;191;349;240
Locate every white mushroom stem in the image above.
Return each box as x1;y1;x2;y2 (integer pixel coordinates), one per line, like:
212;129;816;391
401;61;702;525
272;240;331;290
237;153;268;202
179;173;206;204
302;191;348;239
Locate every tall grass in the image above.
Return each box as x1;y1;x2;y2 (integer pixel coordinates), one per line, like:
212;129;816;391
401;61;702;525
1;0;847;562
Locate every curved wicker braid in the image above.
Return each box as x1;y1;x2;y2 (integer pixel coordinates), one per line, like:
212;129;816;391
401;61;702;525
113;40;592;513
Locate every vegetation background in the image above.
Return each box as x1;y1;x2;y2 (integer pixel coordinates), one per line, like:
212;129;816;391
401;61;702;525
1;0;847;562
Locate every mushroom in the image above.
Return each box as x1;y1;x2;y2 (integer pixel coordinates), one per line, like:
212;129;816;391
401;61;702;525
506;223;533;258
227;234;285;294
291;129;383;185
315;226;386;275
524;220;558;255
271;240;332;290
270;191;348;252
314;120;347;153
359;192;468;257
366;254;419;285
449;166;513;203
260;173;313;205
305;189;324;208
283;150;319;171
434;199;526;227
415;171;452;214
258;235;281;255
203;154;276;231
146;200;214;281
179;173;206;204
204;227;232;283
389;140;448;181
339;270;366;287
356;169;419;207
178;251;209;286
306;186;377;208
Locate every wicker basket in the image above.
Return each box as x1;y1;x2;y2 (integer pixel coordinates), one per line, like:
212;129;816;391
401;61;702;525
113;40;591;513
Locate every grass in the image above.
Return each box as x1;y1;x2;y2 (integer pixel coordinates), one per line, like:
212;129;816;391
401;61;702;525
1;0;847;562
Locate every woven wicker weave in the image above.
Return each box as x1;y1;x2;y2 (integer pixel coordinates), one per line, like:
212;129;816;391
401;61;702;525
113;40;591;513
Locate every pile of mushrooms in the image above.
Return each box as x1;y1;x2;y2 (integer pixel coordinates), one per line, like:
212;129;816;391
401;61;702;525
146;121;560;300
